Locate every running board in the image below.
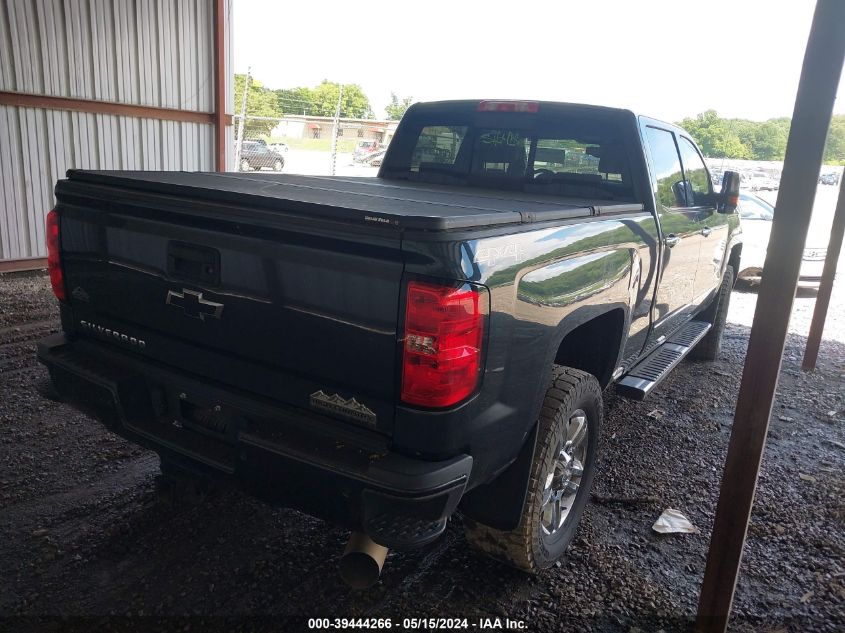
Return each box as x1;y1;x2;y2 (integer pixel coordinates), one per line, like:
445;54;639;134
616;320;711;400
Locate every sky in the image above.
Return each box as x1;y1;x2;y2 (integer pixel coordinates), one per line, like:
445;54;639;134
232;0;845;122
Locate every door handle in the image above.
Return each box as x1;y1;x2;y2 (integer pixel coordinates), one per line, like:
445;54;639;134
701;227;712;237
664;234;681;248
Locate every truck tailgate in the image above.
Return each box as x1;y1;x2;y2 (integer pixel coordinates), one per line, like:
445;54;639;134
56;177;405;433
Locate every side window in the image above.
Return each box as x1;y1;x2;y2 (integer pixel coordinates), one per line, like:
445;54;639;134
645;127;686;208
410;126;468;172
677;137;712;206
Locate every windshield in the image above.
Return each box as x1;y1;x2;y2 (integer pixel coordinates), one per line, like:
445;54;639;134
738;194;774;220
383;110;634;200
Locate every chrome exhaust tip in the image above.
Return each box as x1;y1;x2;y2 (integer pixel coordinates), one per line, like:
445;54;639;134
339;532;388;589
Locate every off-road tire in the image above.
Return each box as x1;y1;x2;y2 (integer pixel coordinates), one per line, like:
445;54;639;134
464;366;602;573
690;264;734;361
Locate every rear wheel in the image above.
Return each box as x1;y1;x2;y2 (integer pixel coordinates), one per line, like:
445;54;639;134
464;366;602;572
273;158;284;171
691;264;734;361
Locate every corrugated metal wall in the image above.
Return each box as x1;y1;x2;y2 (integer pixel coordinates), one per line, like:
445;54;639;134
0;0;233;261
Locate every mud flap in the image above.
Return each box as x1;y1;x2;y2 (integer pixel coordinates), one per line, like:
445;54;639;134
458;423;538;530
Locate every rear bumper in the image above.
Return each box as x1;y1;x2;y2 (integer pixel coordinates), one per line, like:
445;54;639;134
37;333;472;549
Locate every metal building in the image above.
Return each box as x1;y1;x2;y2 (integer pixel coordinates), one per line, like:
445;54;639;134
0;0;233;269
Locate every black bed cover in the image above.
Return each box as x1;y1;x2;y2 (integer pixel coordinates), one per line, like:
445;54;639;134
64;170;644;231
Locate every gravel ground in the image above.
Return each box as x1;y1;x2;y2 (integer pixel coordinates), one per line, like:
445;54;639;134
1;271;843;633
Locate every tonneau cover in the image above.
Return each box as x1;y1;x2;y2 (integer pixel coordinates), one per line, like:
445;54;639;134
65;170;643;231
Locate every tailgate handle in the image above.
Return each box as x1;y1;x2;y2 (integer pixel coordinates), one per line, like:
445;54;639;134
167;242;220;285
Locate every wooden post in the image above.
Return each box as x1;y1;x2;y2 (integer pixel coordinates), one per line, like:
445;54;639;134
212;0;227;171
696;1;845;631
802;181;845;370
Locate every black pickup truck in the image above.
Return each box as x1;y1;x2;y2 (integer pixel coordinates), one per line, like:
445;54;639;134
38;100;742;580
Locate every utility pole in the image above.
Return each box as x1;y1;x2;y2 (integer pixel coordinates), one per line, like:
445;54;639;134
330;85;343;176
234;67;251;171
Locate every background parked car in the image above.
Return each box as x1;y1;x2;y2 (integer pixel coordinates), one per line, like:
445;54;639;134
736;192;826;288
239;141;285;171
741;171;779;191
268;142;289;154
361;149;387;167
352;140;382;163
819;171;840;185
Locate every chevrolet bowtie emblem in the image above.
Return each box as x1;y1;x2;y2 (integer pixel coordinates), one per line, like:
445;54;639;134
166;289;224;320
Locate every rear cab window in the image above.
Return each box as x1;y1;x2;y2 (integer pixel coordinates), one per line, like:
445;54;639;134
411;126;469;171
383;102;637;201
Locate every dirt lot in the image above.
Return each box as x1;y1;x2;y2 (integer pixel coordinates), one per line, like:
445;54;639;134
1;272;843;633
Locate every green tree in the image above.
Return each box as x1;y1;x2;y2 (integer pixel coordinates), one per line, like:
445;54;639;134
731;118;759;152
678;110;751;159
233;74;283;136
275;86;315;115
751;121;789;160
672;111;845;163
823;115;845;164
309;81;373;119
385;93;413;120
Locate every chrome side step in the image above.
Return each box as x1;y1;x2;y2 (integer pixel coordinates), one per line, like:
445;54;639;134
616;320;711;400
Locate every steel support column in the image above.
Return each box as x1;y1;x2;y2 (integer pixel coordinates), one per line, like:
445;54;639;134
696;1;845;630
213;0;228;171
802;180;845;370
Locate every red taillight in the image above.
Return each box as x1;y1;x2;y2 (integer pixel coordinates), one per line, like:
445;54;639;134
477;100;539;113
45;209;66;302
401;280;486;408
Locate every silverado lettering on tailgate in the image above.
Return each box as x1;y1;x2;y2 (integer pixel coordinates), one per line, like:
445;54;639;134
79;320;146;349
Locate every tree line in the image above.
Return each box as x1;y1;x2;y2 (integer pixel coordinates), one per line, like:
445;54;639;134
677;110;845;164
233;74;845;162
233;74;412;135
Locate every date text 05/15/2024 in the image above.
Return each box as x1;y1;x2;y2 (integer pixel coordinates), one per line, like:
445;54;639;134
307;617;527;630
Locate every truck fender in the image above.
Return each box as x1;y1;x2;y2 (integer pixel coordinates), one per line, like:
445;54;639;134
459;303;628;529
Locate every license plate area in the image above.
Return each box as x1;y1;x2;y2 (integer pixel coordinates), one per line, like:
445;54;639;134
123;385;243;473
177;398;244;444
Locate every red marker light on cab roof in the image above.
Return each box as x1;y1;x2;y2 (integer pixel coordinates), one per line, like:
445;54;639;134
401;280;487;409
477;100;540;113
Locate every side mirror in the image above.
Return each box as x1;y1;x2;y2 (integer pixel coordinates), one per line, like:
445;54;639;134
718;171;740;214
